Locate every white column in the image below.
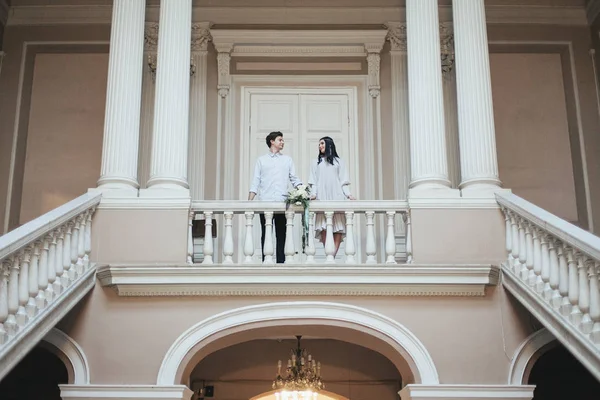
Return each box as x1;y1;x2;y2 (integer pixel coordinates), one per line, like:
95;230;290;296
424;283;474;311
452;0;502;196
188;23;212;201
406;0;454;196
96;0;146;194
144;0;192;194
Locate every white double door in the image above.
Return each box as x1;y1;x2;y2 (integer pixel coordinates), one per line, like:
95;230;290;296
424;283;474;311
245;88;355;262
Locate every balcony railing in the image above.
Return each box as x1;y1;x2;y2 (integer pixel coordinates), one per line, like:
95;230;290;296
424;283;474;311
189;200;411;265
497;192;600;381
0;192;101;380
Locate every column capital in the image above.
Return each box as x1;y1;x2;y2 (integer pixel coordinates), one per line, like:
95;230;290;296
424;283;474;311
439;22;455;78
385;22;407;52
191;22;213;53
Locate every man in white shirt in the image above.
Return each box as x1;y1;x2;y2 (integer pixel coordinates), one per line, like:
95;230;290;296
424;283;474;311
249;131;302;263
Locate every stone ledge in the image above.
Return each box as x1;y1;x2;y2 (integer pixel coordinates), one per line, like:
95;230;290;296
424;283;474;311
96;263;499;297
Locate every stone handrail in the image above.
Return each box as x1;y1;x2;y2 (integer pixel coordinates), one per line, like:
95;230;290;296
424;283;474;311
496;192;600;365
190;200;411;265
0;192;101;349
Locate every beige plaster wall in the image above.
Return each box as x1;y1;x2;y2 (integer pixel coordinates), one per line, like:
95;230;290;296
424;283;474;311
90;208;189;264
0;24;110;232
488;24;600;232
19;53;107;225
190;339;402;400
490;52;578;222
57;285;534;387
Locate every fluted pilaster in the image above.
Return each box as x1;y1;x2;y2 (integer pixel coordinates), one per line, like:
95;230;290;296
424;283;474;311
146;0;192;192
386;22;410;200
453;0;502;195
188;23;211;201
406;0;452;194
97;0;146;192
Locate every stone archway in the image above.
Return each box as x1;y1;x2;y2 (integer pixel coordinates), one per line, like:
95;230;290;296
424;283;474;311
157;301;439;386
42;328;91;385
508;328;557;385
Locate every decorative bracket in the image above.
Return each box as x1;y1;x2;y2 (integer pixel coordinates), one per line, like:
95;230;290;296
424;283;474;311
365;43;383;98
215;43;233;98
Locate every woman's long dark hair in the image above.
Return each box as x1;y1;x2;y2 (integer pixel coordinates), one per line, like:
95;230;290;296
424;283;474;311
317;136;340;165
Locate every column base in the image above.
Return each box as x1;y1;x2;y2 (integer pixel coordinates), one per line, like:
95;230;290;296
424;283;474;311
59;384;193;400
408;186;461;199
139;187;191;199
398;384;535;400
461;185;511;199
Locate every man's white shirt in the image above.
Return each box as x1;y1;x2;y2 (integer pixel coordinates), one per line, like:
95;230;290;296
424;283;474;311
250;152;302;201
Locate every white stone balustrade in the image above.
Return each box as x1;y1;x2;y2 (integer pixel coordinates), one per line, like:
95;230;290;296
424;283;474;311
497;192;600;379
0;192;100;379
190;201;411;266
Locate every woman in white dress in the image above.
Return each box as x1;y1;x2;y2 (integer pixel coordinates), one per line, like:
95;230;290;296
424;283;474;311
308;136;355;257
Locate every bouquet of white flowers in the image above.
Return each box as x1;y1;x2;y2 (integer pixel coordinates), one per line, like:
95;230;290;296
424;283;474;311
285;184;311;252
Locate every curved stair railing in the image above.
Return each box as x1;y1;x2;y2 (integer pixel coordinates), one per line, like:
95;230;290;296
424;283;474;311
497;192;600;381
0;192;101;380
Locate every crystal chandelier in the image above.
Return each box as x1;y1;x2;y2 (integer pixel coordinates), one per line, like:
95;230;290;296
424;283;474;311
272;336;324;400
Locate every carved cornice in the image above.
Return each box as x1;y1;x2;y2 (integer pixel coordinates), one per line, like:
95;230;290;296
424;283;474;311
96;264;499;297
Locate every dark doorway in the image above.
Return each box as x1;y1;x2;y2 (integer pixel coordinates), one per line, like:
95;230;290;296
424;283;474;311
529;344;600;400
0;346;68;400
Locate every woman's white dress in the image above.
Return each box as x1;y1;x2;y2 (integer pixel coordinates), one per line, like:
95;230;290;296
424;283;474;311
308;157;352;242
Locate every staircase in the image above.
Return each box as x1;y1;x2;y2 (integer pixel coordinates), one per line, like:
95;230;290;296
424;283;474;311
0;192;101;381
496;192;600;381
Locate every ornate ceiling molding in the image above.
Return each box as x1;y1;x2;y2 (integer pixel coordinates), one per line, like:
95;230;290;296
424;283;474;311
5;5;588;27
96;263;500;297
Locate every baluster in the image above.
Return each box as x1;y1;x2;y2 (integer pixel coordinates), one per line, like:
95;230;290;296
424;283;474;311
510;213;519;273
531;227;542;287
84;209;93;268
567;249;582;323
538;234;550;294
588;261;600;344
0;262;9;344
202;212;214;265
46;232;56;303
27;242;40;318
503;208;512;267
557;244;570;312
243;212;255;263
305;212;316;264
53;228;64;295
16;250;30;326
6;256;19;336
76;215;86;275
404;212;413;264
222;212;234;264
344;211;356;264
578;256;592;334
263;211;275;265
548;238;559;303
385;211;397;264
284;211;296;263
36;236;49;310
62;224;73;287
324;211;336;264
365;211;377;264
187;211;194;264
524;224;534;283
70;219;80;279
517;218;527;278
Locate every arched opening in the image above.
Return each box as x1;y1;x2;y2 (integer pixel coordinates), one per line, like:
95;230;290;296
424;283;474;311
0;346;68;400
188;337;402;400
528;344;600;400
157;302;439;387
